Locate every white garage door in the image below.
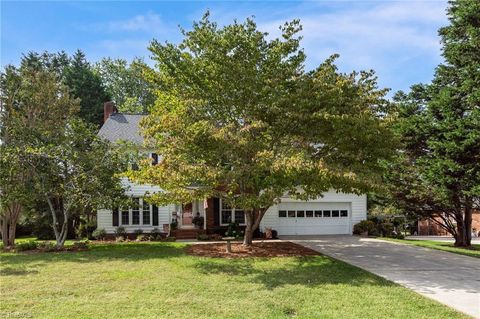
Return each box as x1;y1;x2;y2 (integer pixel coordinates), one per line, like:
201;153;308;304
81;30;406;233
276;202;351;235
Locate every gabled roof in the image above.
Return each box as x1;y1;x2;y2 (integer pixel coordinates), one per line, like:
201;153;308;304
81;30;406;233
98;113;146;144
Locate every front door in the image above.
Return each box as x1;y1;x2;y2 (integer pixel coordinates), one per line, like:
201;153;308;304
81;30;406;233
182;203;193;227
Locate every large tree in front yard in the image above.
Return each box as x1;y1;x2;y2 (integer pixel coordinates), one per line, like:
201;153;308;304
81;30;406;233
132;14;395;245
386;0;480;247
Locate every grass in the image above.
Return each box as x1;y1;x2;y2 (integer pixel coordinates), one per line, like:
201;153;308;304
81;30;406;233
381;238;480;258
0;242;469;319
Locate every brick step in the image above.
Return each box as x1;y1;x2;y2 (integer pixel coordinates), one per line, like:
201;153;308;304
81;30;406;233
172;229;205;239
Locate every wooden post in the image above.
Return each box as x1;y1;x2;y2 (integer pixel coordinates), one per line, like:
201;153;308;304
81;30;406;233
226;239;232;253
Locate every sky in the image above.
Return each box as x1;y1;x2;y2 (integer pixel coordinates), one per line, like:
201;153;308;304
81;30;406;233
1;0;449;95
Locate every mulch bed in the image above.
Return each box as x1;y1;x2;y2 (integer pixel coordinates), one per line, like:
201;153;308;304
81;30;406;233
185;241;320;258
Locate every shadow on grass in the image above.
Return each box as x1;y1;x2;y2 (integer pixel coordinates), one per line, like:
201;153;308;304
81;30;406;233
0;242;187;270
193;255;393;289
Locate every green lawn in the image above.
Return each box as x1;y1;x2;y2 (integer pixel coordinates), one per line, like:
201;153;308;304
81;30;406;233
381;238;480;258
0;242;468;319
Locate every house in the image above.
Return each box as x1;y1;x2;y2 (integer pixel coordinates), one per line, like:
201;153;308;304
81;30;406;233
97;102;367;238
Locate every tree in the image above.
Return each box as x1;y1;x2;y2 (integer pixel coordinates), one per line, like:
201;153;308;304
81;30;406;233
27;119;127;247
388;0;480;247
18;50;110;126
0;64;77;247
95;57;155;113
64;50;111;126
130;14;395;245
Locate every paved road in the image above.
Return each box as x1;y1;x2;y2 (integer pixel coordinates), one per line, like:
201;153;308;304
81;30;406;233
285;235;480;318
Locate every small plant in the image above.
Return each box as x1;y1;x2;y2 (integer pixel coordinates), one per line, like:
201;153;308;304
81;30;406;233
73;240;89;250
395;233;405;240
353;220;376;236
15;240;38;252
271;230;278;239
170;220;178;231
150;228;162;241
92;228;107;240
197;233;209;241
133;229;144;238
225;222;242;239
136;234;150;242
37;241;56;252
114;226;127;239
192;214;204;228
163;236;176;242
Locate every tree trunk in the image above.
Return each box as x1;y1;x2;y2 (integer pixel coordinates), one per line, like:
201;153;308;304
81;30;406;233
0;202;22;248
454;212;469;247
243;207;267;246
46;195;69;248
243;211;254;246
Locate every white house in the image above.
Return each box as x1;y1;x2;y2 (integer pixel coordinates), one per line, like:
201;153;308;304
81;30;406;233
97;102;367;238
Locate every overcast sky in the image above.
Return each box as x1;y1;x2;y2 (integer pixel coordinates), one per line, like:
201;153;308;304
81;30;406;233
1;0;449;95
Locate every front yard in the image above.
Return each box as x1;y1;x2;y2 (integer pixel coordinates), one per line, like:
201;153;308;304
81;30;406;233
382;238;480;259
0;242;468;319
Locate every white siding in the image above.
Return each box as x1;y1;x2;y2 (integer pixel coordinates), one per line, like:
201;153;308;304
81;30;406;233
260;190;367;236
97;178;173;234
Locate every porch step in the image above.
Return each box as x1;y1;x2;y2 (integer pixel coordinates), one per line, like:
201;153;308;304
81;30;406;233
172;228;205;239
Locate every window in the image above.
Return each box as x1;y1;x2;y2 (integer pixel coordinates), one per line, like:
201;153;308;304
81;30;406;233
323;210;331;217
132;198;140;225
279;210;287;218
142;200;151;225
287;210;296;218
121;208;129;225
306;210;314;217
332;210;340;217
340;210;348;217
234;210;245;224
314;210;322;217
220;199;245;225
296;210;305;217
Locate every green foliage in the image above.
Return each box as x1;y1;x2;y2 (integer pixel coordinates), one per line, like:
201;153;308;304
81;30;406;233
130;14;395;243
64;50;110;126
114;226;127;239
133;229;144;237
225;222;242;239
353;220;377;235
149;227;162;241
386;0;480;246
15;240;38;251
92;228;107;240
37;241;56;252
95;57;155;113
76;220;97;239
72;240;89;250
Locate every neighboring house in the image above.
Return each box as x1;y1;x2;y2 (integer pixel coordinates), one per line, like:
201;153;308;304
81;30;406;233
97;102;367;238
417;212;480;236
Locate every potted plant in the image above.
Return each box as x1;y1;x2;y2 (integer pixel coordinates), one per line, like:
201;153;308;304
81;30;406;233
192;212;204;229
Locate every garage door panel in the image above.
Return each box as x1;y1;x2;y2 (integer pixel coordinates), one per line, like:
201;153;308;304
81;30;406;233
276;202;351;235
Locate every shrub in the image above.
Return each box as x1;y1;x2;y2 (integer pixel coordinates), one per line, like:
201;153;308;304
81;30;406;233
163;236;176;242
192;215;204;228
38;241;56;252
150;228;162;241
225;222;242;239
136;234;149;242
271;230;278;239
395;233;405;240
133;229;144;238
114;226;127;239
379;222;394;237
353;220;376;235
92;228;107;240
15;240;38;252
76;220;97;239
197;234;209;241
73;240;89;250
170;220;178;231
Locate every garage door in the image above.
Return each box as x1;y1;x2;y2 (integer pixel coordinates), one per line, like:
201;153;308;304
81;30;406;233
276;202;351;235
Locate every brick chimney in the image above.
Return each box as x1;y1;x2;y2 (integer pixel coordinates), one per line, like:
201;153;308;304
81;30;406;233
103;101;117;123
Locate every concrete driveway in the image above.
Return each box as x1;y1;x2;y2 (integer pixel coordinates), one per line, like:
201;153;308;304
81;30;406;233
285;235;480;318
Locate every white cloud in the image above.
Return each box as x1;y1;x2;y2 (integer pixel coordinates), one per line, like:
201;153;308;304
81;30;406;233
107;12;165;32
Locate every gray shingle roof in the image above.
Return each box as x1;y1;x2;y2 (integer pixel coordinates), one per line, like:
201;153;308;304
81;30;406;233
98;113;146;144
